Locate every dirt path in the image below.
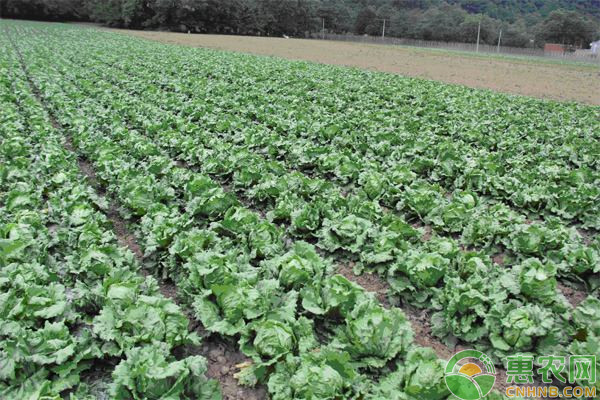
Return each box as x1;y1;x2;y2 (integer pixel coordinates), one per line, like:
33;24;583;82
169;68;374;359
99;27;599;105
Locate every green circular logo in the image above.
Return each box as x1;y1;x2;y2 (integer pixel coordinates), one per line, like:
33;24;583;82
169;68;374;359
444;349;496;400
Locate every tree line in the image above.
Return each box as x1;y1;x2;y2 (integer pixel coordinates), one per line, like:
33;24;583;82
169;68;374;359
2;0;599;48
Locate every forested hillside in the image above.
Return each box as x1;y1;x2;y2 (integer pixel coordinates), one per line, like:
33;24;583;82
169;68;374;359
2;0;599;47
446;0;600;22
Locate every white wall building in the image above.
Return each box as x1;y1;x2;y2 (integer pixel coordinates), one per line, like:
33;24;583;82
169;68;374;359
591;40;600;56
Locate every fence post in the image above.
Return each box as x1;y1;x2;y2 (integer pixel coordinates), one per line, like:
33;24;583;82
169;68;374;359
497;29;502;52
476;19;481;53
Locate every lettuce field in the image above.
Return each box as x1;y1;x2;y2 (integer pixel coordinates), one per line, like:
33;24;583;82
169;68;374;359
1;20;599;400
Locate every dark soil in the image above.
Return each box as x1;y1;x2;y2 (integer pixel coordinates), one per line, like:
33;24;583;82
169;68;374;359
422;224;434;241
576;227;596;246
411;221;434;241
192;336;268;400
558;282;588;308
403;305;455;359
492;252;506;266
337;263;391;307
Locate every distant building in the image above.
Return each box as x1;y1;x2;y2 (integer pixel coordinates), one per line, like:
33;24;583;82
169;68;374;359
591;40;600;57
544;43;566;54
544;42;582;54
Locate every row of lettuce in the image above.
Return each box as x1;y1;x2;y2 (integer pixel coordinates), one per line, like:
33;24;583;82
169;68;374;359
2;21;498;400
19;20;600;369
44;26;600;296
60;26;599;230
61;29;600;276
4;21;599;398
0;43;221;399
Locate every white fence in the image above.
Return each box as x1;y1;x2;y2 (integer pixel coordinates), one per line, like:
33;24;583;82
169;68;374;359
309;33;600;64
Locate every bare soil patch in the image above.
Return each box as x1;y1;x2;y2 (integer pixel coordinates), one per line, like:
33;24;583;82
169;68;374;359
191;336;267;400
338;263;391;307
558;282;588;308
101;28;599;105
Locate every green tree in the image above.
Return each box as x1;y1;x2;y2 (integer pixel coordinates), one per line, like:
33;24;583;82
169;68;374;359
4;0;82;20
5;0;599;48
457;14;498;44
535;9;597;47
501;20;531;48
354;7;377;35
317;1;353;34
415;4;465;42
85;0;123;26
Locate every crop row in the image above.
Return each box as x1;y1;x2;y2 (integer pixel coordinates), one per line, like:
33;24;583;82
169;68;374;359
54;27;600;228
39;28;600;294
0;37;220;400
